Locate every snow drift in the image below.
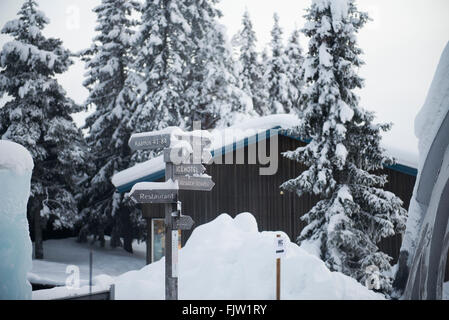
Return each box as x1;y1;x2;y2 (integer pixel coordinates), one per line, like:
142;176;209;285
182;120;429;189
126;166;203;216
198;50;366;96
401;41;449;258
394;41;449;299
112;213;383;300
0;140;34;299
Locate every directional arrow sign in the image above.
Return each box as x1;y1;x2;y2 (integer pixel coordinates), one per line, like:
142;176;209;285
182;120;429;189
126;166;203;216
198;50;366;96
174;215;195;231
130;189;178;204
129;133;171;151
175;176;215;191
173;164;206;176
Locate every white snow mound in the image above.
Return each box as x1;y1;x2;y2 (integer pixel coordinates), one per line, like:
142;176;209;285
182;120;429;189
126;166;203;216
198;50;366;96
113;213;384;300
0;140;34;174
415;41;449;161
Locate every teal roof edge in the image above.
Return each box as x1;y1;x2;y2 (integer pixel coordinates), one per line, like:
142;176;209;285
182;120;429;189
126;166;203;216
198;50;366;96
116;127;417;193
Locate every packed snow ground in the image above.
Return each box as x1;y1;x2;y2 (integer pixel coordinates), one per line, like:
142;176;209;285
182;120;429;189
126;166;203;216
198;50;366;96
29;237;146;287
30;212;449;300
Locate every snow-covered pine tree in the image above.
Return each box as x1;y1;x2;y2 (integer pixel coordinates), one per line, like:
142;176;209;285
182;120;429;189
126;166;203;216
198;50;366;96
284;28;304;114
127;0;193;151
0;0;88;259
260;47;271;109
281;0;407;295
265;13;290;114
80;0;142;253
185;0;246;130
236;9;268;116
129;0;245;134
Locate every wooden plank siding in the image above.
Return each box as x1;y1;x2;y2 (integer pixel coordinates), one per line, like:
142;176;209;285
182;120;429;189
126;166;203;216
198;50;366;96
142;136;409;256
140;134;449;280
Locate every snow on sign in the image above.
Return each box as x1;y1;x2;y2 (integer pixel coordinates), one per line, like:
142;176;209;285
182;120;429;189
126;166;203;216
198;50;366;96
130;189;178;204
174;134;212;149
129;133;171;151
275;236;287;258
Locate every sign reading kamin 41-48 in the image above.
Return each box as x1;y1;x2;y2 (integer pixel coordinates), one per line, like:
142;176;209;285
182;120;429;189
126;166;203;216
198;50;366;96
129;133;171;151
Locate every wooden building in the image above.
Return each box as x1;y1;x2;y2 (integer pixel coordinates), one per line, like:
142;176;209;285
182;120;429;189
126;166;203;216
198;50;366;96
113;115;421;272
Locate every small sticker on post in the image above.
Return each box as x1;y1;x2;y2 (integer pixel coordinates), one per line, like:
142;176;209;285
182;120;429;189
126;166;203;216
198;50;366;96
275;236;287;258
172;230;179;278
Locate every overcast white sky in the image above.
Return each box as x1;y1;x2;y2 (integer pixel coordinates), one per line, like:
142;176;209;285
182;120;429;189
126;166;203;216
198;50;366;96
1;0;449;159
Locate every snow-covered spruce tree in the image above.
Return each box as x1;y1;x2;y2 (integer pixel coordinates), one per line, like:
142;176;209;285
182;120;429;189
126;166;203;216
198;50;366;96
265;13;290;114
235;10;269;116
129;0;245;134
0;0;88;259
281;0;407;295
260;47;271;106
80;0;142;253
185;0;247;130
127;0;192;154
284;28;304;114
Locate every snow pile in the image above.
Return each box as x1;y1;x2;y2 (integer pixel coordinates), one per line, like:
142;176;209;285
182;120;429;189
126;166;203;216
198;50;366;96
130;180;179;194
0;141;34;299
0;140;34;174
112;213;383;300
29;237;146;290
414;41;449;163
402;41;449;253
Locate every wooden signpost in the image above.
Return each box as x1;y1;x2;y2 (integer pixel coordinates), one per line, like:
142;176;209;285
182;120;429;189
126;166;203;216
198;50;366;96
128;128;215;300
275;234;286;300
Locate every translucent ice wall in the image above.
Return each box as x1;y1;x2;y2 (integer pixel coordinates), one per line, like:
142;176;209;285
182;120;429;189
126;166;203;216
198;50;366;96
0;140;34;300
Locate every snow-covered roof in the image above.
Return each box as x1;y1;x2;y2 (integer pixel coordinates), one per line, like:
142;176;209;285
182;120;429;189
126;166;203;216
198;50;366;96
112;114;419;193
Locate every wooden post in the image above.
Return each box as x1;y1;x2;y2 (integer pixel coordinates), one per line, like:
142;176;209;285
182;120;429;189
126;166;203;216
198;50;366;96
276;234;281;300
109;284;115;300
165;201;178;300
34;209;43;259
145;216;152;265
128;128;212;301
165;162;178;300
89;249;93;298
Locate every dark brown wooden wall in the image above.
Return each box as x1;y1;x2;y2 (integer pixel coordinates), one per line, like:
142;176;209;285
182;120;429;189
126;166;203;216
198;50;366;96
143;135;421;266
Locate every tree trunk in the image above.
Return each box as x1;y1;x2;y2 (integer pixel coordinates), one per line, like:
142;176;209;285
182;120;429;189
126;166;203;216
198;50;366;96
121;210;133;254
99;229;105;248
110;225;122;248
123;233;133;254
77;225;89;243
34;209;43;259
